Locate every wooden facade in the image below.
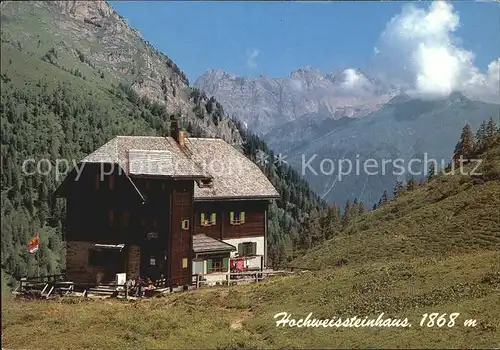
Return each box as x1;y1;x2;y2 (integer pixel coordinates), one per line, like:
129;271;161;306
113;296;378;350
193;200;268;240
63;163;194;288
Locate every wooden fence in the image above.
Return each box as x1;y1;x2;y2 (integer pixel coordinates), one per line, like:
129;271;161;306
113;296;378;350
13;269;300;299
193;269;295;288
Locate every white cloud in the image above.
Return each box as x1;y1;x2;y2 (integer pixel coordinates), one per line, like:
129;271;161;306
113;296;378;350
290;79;303;90
246;48;260;69
341;68;371;90
372;1;499;101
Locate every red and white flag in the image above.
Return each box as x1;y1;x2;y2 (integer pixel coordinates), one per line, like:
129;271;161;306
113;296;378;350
27;235;40;254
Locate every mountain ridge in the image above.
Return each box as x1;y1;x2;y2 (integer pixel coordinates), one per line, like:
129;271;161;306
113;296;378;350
194;67;398;134
194;66;499;136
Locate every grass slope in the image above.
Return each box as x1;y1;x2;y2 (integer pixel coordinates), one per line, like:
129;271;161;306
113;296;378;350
293;145;500;269
2;251;499;348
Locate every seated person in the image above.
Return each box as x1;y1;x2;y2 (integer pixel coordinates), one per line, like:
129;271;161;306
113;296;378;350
143;277;155;291
125;278;135;294
134;276;144;297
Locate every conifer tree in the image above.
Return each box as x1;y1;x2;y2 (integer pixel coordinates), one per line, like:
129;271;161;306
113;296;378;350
406;177;416;191
393;180;404;198
351;197;359;218
381;190;388;203
453;124;474;162
485;117;498;138
475;120;487;151
342;200;351;226
427;162;436;180
358;201;365;215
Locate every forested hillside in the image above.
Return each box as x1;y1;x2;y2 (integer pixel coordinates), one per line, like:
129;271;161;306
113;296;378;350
0;1;326;287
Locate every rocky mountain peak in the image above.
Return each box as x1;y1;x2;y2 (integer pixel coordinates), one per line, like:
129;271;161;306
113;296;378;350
290;66;326;85
202;69;237;81
50;1;114;19
194;66;397;134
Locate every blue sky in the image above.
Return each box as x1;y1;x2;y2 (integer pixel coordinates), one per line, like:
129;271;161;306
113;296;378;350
111;1;499;84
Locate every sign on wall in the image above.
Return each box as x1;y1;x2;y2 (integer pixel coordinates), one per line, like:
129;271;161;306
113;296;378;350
147;232;158;240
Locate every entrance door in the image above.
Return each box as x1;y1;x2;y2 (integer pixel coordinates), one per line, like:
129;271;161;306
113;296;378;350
138;181;170;282
140;236;167;280
90;248;126;284
104;250;126;281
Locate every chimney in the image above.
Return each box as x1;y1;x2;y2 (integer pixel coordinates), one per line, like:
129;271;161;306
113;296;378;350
170;115;185;147
178;129;185;147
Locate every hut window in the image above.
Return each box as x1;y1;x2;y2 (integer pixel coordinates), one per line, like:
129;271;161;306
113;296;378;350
181;219;189;230
207;257;228;273
238;242;257;257
230;211;245;225
200;212;216;226
197;179;213;188
89;250;107;267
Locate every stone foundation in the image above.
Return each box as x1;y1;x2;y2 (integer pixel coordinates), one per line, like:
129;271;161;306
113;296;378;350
66;241;107;284
127;245;141;279
66;241;140;284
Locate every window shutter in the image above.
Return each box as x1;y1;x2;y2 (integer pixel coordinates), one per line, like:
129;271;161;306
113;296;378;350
240;211;246;224
238;243;244;256
230;212;235;224
211;213;216;225
109;175;115;190
251;242;257;256
181;219;189;230
223;258;229;271
207;258;213;272
122;211;129;228
200;213;205;225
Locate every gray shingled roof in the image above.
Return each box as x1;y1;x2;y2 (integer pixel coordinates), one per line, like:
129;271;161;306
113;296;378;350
81;136;209;179
78;136;280;200
192;234;236;254
187;138;280;200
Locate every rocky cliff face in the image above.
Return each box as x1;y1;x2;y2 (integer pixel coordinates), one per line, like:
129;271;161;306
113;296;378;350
0;0;242;144
194;66;398;134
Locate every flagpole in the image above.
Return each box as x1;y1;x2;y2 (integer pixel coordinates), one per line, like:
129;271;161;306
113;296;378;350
37;237;40;278
28;233;41;278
